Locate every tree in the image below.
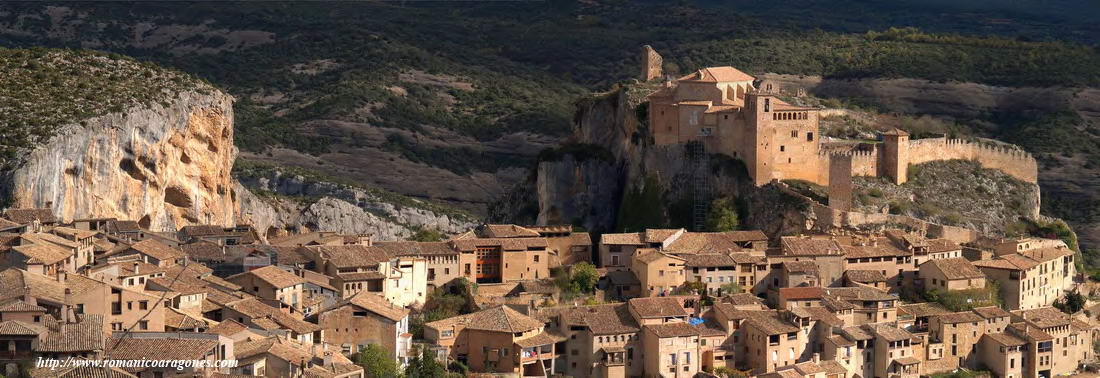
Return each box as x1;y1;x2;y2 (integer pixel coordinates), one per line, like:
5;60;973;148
705;197;740;232
1055;291;1086;314
405;347;447;378
355;344;400;378
720;282;744;295
570;262;599;293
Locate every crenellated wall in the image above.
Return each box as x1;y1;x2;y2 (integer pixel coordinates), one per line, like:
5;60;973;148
816;148;879;184
908;138;1037;183
812;136;1037;187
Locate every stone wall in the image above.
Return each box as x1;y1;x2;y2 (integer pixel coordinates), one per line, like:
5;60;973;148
908;138;1037;183
816;149;879;185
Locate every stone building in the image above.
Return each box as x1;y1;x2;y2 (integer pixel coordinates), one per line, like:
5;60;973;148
973;246;1075;310
312;292;410;365
642;47;1038;188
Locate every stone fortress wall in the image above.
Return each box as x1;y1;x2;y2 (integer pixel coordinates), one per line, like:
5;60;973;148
907;138;1037;183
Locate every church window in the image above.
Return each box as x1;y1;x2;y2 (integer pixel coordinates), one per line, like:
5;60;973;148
791;130;798;138
807;132;814;141
764;98;770;112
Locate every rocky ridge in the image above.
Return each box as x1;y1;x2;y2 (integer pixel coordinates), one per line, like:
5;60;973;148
235;165;477;241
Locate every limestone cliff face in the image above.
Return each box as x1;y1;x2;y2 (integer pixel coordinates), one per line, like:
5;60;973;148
0;90;237;231
236;171;477;241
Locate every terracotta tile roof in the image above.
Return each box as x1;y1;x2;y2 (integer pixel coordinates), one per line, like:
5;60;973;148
683;253;737;267
1012;307;1071;329
165;308;208;330
235;336;312;363
784;261;818;274
779;287;825;300
780;237;843;256
374;241;457;257
52;226;97;240
925;257;985;280
0;320;42;335
558;304;639;335
801;307;844;326
725;293;765;306
224;297;320;334
845;270;888;283
678;67;755;83
482;224;541;238
863;323;912;341
824;287;895;301
842;238;912;258
127;239;185;261
178;241;231;261
1020;247;1074;263
628;297;690;318
894;356;921;366
759;369;804;378
898;303;950;318
971;306;1011;319
882;128;909;136
0;268;67;304
449;237;547;251
926;239;962;253
4;208;56;224
207;319;250;337
634;250;683;264
744;311;800;335
839;326;874;341
828;334;855;347
0;218;19;229
730;253;766;264
514;331;564;347
644;229;683;243
13;243;72;265
310;245;389;269
935;311;984;324
229;266;305;289
108;336;218;360
0;298;46;313
984;332;1027;346
1008;322;1053;341
29;366;137;378
664;231;767;255
428;306;544;334
570;232;592;245
600;233;643;245
38;314;105;353
344;292;408;321
646;322;701;338
712;304;763;321
972;258;1020;270
105;220;141;233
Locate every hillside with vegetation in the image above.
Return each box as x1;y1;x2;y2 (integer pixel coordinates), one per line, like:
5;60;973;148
0;48;209;169
0;1;1098;251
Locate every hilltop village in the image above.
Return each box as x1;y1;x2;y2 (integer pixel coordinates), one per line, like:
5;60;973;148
0;50;1086;378
0;202;1086;378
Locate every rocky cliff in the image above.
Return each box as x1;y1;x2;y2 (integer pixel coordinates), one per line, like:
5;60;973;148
497;83;812;237
235;165;477;241
0;89;238;231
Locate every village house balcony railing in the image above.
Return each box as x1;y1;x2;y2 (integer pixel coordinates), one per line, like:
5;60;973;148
521;346;554;361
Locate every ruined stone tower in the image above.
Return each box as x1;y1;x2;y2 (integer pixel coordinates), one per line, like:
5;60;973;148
882;128;910;185
828;154;853;211
640;45;663;81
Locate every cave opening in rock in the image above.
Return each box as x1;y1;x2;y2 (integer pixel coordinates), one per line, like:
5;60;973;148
164;186;194;208
119;158;145;181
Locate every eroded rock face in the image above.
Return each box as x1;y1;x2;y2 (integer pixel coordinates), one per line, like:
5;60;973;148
235;173;477;241
1;90;237;231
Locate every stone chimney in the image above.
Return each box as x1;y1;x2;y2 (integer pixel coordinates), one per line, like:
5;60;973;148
61;288;73;323
133;262;140;275
323;351;334;367
813;352;820;363
56;270;67;282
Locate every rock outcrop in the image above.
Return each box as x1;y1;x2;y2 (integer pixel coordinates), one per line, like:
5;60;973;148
235;169;477;241
0;90;238;232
